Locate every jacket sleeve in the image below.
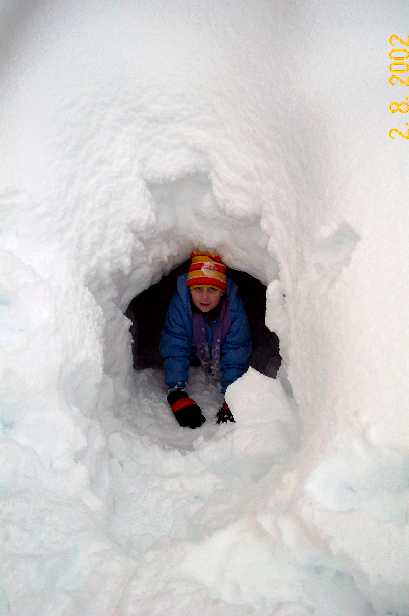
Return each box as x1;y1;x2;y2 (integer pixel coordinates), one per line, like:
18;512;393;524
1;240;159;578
159;291;193;389
220;293;252;393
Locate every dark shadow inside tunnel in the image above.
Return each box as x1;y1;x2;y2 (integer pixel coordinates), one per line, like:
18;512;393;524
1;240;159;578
125;259;281;379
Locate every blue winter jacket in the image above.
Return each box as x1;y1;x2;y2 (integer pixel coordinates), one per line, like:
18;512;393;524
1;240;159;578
160;274;252;393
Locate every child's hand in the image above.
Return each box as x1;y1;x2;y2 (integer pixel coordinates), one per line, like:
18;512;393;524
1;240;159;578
216;401;235;424
167;388;206;429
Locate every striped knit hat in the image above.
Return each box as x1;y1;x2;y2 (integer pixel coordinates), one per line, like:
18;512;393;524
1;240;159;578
186;250;227;292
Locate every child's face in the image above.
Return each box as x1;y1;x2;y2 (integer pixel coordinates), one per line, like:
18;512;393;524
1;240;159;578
190;286;223;313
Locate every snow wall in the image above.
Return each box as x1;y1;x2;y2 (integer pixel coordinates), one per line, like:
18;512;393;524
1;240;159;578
1;1;409;615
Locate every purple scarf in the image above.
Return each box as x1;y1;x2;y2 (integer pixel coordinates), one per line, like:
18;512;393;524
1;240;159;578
192;299;230;382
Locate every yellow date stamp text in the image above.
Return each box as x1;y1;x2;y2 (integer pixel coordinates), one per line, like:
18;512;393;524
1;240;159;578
387;34;409;140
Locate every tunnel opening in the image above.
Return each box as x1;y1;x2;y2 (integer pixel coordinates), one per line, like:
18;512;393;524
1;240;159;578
125;258;281;381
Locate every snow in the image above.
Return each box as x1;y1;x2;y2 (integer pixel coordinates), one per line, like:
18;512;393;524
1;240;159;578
1;1;409;614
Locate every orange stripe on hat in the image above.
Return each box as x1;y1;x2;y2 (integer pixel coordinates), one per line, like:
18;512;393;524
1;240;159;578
191;250;224;263
186;251;227;291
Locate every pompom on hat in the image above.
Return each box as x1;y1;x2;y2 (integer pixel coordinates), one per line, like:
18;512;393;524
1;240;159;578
186;250;227;292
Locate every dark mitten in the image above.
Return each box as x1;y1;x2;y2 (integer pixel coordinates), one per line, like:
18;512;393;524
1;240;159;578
216;401;235;424
167;389;206;429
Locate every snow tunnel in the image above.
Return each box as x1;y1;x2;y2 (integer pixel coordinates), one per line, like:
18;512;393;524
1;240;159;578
92;169;289;446
2;1;409;615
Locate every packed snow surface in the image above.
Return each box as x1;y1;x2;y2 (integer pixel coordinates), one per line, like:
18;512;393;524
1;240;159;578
1;1;409;614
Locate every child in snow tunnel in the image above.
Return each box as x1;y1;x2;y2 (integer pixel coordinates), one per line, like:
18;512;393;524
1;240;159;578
160;250;252;428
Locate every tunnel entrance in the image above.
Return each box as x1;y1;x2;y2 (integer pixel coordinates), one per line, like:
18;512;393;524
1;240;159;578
125;259;281;379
